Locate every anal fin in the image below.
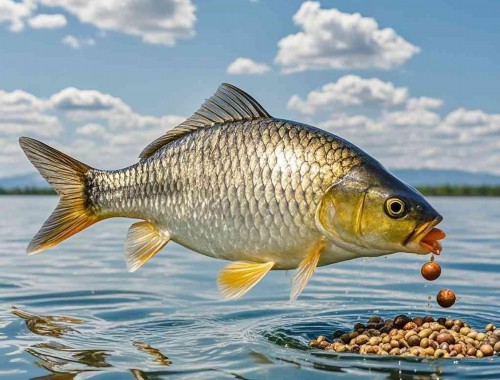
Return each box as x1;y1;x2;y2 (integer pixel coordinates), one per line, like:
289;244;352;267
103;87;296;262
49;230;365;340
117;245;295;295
290;239;326;301
218;261;274;300
126;221;170;272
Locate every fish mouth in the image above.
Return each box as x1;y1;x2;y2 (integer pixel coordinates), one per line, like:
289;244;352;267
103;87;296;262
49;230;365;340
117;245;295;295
404;215;446;255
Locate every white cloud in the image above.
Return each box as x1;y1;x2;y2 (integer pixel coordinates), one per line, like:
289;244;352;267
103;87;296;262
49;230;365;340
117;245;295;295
39;0;196;46
28;13;66;29
0;85;185;177
406;97;443;110
382;108;441;128
50;87;129;112
227;57;271;75
439;108;500;142
0;0;35;32
295;75;500;174
443;108;493;127
287;75;408;114
76;123;108;137
0;88;60;137
275;1;419;73
62;34;95;49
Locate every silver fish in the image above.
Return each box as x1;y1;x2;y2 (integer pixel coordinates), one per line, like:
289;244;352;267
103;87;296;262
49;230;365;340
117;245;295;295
19;83;445;300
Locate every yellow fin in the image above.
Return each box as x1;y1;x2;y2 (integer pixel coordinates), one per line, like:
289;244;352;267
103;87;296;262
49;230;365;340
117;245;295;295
290;239;326;301
126;221;170;272
19;137;99;254
218;261;274;300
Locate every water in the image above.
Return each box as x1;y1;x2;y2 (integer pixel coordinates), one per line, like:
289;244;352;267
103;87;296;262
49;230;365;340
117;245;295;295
0;196;498;379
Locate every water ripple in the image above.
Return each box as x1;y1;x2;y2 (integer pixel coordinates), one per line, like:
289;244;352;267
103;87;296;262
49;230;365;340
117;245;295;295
0;197;499;379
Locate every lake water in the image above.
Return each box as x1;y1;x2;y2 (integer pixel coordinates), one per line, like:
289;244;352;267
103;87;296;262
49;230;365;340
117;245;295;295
0;196;498;379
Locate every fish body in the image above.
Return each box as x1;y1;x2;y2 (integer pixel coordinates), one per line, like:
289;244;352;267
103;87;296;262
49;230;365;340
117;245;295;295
19;83;445;300
89;119;363;269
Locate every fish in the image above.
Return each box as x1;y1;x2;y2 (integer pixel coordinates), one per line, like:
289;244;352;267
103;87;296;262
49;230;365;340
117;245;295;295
19;83;446;300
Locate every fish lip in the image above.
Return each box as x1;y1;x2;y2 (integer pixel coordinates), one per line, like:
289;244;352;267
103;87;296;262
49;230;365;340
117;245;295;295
403;215;443;248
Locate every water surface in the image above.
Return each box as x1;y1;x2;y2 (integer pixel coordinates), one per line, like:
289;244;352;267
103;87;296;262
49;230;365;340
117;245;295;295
0;196;499;379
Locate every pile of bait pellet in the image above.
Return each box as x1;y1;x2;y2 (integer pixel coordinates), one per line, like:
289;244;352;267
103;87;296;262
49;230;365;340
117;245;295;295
310;315;500;358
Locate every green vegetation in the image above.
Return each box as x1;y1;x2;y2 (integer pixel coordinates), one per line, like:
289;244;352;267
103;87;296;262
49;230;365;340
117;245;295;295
0;187;55;195
417;185;500;196
1;185;500;196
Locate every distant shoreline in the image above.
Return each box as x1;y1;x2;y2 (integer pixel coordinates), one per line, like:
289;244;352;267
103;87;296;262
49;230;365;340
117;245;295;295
1;186;500;196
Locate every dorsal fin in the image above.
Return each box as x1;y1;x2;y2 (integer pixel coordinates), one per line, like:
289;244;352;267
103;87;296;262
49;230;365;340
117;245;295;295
139;83;272;159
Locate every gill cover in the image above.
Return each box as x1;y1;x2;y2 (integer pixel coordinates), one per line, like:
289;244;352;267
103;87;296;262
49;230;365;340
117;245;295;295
315;170;370;249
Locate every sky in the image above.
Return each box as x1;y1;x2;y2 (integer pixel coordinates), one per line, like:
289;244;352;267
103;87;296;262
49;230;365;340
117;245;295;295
1;0;500;177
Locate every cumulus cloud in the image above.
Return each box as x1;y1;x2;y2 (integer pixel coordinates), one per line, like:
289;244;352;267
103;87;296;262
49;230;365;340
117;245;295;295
287;75;408;114
39;0;196;46
0;0;35;32
227;57;271;75
62;35;95;49
0;86;185;177
28;13;66;29
275;1;419;73
50;88;129;112
310;79;500;173
0;88;60;137
406;97;443;110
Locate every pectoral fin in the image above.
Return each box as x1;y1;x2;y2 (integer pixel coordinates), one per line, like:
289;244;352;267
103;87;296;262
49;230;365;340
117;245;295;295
290;239;326;301
218;261;274;300
125;221;170;272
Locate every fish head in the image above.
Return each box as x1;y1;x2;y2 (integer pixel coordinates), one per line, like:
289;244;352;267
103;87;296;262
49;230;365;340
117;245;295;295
316;161;445;257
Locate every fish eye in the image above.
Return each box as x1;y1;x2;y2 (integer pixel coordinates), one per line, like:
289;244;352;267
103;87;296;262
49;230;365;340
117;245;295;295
384;197;407;218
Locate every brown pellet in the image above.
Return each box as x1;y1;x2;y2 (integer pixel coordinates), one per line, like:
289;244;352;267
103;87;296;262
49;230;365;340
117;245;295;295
460;327;471;335
393;315;410;329
419;328;433;338
467;347;477;356
381;343;392;352
353;322;365;331
408;335;421;347
480;344;494;356
476;333;487;341
413;317;424;327
403;322;418;331
355;335;369;345
420;338;429;349
318;340;329;349
421;261;441;281
368;315;382;323
389;347;400;355
437;332;455;345
494;341;500;353
437;289;456;308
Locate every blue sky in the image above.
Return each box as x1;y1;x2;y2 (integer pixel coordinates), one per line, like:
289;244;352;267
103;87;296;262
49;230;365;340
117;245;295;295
1;0;499;176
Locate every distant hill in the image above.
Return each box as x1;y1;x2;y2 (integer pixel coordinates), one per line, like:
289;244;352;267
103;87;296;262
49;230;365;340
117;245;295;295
1;169;500;189
392;169;500;186
0;173;49;189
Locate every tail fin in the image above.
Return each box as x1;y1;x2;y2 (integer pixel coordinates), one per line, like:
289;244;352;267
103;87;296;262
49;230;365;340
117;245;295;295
19;137;100;254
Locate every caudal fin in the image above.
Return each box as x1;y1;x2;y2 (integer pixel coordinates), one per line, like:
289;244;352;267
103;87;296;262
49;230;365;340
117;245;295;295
19;137;100;254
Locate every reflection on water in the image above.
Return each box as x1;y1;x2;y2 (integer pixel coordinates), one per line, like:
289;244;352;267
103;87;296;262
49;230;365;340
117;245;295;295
12;307;83;338
0;196;499;379
132;342;171;366
26;341;111;372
